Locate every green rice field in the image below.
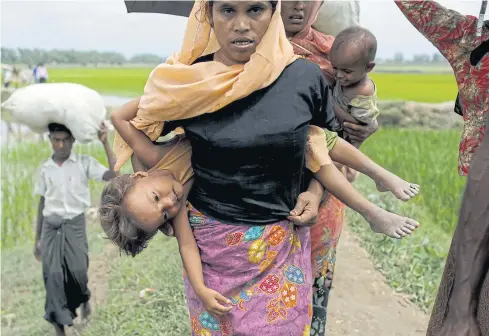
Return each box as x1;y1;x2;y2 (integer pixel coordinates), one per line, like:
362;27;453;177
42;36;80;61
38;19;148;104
47;67;458;103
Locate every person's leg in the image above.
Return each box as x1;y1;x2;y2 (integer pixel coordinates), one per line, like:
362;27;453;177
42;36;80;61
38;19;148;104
310;193;346;336
329;138;420;202
81;301;92;320
313;162;419;239
63;215;91;321
53;322;66;336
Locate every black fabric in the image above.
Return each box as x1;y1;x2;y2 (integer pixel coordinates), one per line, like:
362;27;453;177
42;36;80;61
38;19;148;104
454;21;489;116
470;39;489;66
165;57;340;225
41;214;90;326
454;93;463;116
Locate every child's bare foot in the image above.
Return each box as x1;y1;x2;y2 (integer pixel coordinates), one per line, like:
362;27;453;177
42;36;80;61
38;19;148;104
364;207;419;239
375;171;420;202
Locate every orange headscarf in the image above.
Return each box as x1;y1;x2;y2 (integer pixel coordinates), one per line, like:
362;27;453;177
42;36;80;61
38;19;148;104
113;0;298;170
288;0;336;85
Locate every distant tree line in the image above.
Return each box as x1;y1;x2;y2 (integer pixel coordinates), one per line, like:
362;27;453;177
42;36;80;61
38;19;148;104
378;51;448;65
1;47;164;66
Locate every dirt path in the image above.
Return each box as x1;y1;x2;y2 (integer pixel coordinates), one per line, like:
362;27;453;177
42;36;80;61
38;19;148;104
327;226;429;336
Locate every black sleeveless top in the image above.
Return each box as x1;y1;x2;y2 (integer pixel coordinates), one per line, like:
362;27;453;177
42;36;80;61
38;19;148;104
163;55;340;225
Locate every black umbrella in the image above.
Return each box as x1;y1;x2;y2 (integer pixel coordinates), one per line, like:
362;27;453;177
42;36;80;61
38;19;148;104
124;1;194;17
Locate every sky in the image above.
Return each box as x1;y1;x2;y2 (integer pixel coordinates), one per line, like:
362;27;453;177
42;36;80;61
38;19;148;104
1;0;485;59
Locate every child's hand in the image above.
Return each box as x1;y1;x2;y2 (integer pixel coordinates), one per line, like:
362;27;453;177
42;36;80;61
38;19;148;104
197;287;233;318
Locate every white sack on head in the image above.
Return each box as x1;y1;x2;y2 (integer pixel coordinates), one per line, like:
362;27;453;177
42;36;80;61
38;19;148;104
312;0;360;37
1;83;107;143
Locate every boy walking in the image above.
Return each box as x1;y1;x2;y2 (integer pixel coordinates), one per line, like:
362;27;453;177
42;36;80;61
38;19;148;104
33;122;117;336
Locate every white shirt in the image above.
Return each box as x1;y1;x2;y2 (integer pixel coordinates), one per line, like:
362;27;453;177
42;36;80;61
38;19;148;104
36;66;48;79
34;152;108;219
3;70;12;82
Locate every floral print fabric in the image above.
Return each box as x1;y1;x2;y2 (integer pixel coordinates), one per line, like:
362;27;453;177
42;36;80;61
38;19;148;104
395;0;489;176
184;205;313;336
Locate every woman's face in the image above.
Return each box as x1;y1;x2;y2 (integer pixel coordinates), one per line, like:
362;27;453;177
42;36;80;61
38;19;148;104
281;1;315;37
210;1;274;66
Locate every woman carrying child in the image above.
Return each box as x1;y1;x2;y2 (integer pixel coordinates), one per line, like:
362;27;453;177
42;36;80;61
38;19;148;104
281;2;380;334
101;1;419;334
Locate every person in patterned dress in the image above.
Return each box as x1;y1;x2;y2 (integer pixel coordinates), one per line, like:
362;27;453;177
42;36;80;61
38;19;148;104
282;2;378;335
395;1;489;335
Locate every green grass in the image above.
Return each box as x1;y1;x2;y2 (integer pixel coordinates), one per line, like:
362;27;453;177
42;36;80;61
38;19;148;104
0;221;108;336
370;73;457;103
1;141;106;249
0;136;132;249
46;67;458;103
48;68;150;96
82;236;189;336
345;128;466;310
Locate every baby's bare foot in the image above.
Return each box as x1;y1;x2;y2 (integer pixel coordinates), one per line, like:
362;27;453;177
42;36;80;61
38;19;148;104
365;207;419;239
375;171;420;202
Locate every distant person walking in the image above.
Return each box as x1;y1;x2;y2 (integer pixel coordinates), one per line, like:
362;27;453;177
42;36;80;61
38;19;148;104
20;65;35;86
36;63;48;83
3;68;13;88
33;64;39;83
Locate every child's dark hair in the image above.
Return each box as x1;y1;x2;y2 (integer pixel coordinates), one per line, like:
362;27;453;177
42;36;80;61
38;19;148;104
333;26;377;64
98;174;157;257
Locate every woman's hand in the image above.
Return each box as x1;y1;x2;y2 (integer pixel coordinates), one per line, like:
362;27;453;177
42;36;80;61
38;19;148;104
343;119;378;147
196;287;233;318
288;191;321;226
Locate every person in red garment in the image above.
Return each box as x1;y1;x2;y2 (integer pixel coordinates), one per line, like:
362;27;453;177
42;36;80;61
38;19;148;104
282;2;377;335
395;1;489;335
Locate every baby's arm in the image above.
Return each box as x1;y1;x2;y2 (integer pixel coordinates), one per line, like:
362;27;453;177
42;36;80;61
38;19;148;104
173;181;232;317
111;97;166;169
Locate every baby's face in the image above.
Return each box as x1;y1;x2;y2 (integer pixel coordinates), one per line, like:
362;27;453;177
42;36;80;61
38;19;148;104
330;47;368;87
124;172;184;232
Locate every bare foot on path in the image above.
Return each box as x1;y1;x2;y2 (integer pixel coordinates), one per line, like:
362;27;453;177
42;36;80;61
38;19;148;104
375;171;420;202
365;207;419;238
327;226;429;336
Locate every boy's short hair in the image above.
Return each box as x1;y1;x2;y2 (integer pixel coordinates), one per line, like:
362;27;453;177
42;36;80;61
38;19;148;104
98;174;157;257
48;123;73;137
333;26;377;64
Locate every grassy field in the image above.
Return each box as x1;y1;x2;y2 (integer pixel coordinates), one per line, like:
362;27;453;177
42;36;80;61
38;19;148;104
47;67;458;103
0;139;133;249
345;128;465;310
